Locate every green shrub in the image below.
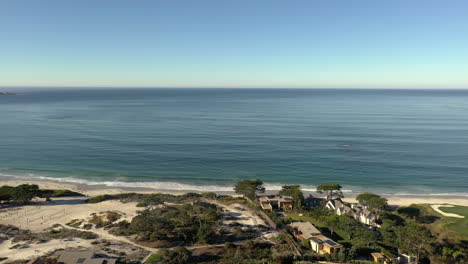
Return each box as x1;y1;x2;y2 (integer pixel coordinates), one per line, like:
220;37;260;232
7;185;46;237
145;254;163;263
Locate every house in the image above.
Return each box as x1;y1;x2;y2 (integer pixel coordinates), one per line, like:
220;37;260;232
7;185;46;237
352;203;378;226
258;195;293;211
309;234;343;254
57;250;117;264
304;194;322;208
326;198;379;227
371;252;389;264
289;221;321;240
326;198;353;216
357;208;377;226
288;222;342;255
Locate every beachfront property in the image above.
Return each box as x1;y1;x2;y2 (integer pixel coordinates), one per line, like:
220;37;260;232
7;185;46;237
57;250;117;264
288;221;343;255
309;235;343;254
258;195;293;211
326;198;379;227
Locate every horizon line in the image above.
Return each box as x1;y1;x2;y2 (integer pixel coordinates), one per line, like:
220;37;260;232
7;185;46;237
2;86;468;90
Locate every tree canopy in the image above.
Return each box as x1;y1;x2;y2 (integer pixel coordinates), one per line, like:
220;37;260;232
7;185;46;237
9;184;39;204
126;201;222;244
234;179;265;200
0;186;15;202
396;222;434;263
0;184;84;204
316;183;343;200
279;185;304;209
356;192;388;211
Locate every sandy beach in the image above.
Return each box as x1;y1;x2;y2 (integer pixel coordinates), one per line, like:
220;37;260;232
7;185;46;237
1;178;467;207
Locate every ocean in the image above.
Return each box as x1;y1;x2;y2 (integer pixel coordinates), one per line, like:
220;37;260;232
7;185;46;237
1;88;467;196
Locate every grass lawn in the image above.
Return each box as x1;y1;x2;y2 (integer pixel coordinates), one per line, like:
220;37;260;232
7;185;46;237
404;204;468;241
437;205;468;237
145;254;163;263
286;213;328;228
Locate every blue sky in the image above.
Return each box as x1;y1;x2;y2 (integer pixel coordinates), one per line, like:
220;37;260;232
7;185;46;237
0;0;467;88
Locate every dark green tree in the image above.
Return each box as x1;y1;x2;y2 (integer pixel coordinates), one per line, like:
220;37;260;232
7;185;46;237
316;183;343;200
12;184;39;204
37;189;55;201
396;222;434;263
279;184;304;209
196;224;213;244
355;192;380;202
164;247;192;264
324;214;340;236
356;192;388;215
0;186;14;202
234;179;265;200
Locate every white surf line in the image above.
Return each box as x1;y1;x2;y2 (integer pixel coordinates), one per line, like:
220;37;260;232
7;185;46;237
430;204;464;218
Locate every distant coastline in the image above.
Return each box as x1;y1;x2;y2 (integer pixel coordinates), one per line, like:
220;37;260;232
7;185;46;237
0;92;16;95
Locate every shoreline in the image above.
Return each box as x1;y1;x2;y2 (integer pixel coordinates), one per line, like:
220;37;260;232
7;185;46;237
1;177;467;207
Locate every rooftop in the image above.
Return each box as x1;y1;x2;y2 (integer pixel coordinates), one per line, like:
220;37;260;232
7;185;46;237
313;234;342;248
289;222;321;239
258;195;293;203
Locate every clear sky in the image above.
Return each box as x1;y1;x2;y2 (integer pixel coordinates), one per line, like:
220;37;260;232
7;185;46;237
1;0;467;88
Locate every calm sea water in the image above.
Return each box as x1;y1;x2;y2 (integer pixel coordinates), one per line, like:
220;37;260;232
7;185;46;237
1;88;467;196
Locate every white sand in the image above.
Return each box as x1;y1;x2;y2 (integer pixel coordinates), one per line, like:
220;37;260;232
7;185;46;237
430;204;465;218
0;197;140;232
0;238;93;262
0;195;143;261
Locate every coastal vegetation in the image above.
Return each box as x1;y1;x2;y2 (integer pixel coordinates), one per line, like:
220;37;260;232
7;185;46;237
355;192;388;212
279;185;305;209
0;224;98;244
234;179;265;200
85;192;203;205
315;183;343;200
0;184;84;204
110;201;223;246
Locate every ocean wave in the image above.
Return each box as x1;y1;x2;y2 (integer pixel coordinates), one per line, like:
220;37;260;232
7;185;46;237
0;173;355;193
1;173;467;198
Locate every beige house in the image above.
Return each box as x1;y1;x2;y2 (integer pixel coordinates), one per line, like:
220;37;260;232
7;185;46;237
288;221;342;255
309;234;343;254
